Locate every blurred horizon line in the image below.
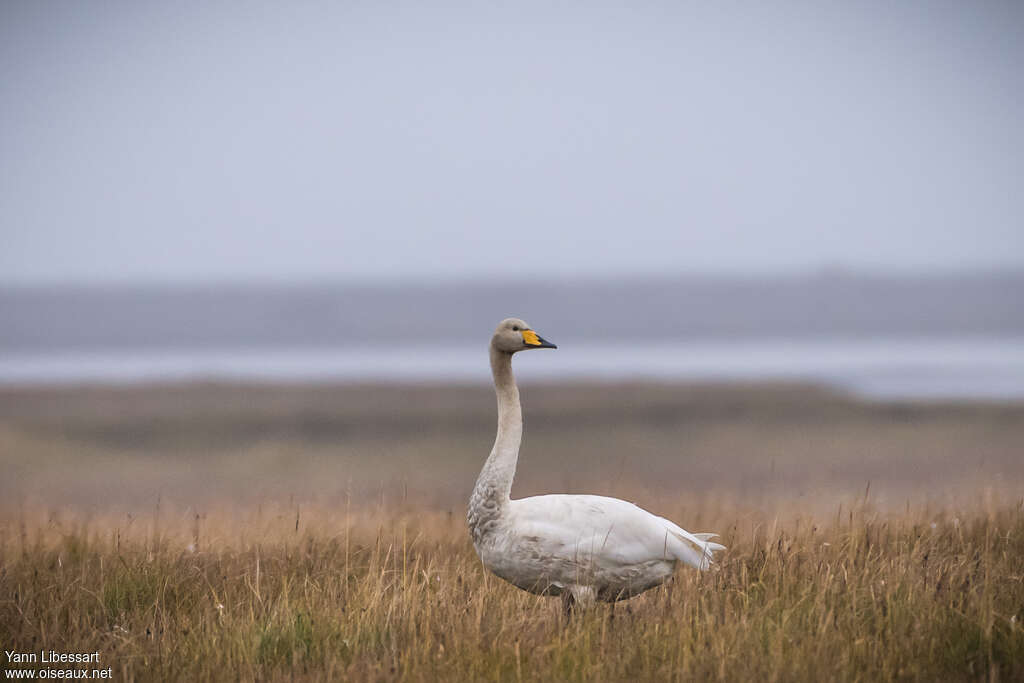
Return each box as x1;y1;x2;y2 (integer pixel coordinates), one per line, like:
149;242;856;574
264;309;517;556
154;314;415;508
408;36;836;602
2;268;1021;354
2;268;1021;398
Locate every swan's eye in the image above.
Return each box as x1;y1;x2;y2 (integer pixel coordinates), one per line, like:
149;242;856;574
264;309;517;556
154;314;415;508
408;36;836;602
512;326;520;331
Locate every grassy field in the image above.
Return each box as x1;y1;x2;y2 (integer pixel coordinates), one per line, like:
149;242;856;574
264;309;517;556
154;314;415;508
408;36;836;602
2;381;1023;681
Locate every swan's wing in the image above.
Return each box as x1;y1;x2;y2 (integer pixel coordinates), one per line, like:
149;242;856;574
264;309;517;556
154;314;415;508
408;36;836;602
509;494;724;571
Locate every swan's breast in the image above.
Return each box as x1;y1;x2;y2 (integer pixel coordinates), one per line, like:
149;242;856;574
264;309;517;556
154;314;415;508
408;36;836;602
467;482;503;545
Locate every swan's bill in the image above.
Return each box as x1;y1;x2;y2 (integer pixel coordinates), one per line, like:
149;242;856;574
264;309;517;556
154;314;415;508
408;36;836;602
522;330;557;349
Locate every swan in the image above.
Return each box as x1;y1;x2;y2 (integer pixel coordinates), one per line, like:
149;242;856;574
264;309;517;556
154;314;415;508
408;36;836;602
467;318;725;612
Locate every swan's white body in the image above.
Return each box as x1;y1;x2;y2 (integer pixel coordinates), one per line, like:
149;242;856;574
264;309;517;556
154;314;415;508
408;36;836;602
468;319;724;606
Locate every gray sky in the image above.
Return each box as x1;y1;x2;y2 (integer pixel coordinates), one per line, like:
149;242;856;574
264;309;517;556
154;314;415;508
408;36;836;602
2;1;1021;284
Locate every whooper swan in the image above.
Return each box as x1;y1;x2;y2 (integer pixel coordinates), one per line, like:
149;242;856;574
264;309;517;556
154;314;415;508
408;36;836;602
467;318;725;612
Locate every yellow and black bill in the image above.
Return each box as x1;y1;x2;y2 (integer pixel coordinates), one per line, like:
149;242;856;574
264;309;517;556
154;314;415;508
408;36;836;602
521;329;557;349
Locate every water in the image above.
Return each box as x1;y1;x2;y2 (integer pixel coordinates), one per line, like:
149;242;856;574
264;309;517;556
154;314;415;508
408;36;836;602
1;337;1021;400
3;275;1021;399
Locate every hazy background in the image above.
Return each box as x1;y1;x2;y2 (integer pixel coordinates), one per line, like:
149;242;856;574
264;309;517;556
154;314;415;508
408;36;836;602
1;1;1022;394
3;10;1024;681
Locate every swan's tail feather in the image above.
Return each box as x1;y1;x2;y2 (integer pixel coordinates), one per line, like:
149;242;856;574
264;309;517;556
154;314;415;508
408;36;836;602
665;526;726;571
693;532;727;553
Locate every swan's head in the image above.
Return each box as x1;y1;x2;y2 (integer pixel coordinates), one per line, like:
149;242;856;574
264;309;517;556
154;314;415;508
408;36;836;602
491;318;557;353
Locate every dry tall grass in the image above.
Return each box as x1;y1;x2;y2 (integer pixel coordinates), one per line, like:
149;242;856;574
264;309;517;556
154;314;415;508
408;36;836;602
3;500;1022;681
2;382;1023;681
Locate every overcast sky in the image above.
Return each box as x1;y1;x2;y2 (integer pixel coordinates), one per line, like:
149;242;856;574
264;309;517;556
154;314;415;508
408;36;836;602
1;1;1021;284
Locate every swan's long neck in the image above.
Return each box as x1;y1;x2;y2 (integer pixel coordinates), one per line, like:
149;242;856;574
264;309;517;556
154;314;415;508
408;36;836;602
484;346;523;498
467;345;521;544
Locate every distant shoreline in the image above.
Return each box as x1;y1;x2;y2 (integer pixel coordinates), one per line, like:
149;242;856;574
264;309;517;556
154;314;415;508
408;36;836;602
1;336;1022;400
2;271;1022;353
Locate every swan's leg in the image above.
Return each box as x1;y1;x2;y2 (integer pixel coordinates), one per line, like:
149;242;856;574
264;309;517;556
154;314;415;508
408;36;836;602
572;585;596;609
563;585;596;621
561;590;576;620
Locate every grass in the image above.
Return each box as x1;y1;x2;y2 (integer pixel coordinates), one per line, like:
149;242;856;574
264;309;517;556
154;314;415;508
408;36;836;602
2;381;1024;681
2;501;1023;682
